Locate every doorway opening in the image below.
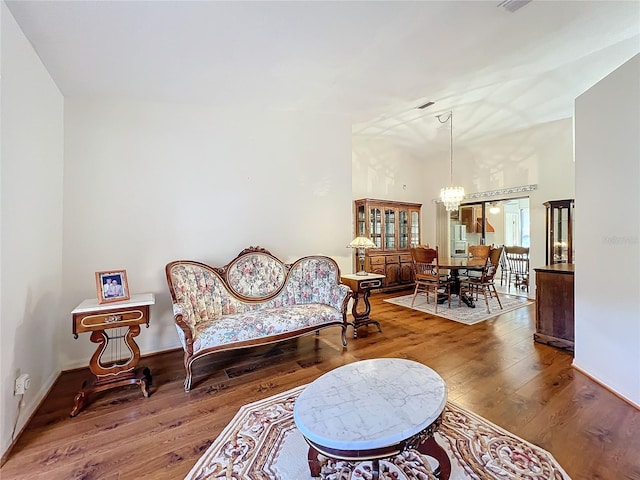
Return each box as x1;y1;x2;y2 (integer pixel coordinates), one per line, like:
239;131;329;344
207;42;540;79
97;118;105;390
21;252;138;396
449;197;530;256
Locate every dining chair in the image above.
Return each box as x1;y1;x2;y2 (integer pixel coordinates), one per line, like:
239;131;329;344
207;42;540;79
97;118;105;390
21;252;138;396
461;244;491;282
504;246;530;292
499;246;509;286
410;246;451;313
467;245;491;264
460;246;504;313
467;245;490;268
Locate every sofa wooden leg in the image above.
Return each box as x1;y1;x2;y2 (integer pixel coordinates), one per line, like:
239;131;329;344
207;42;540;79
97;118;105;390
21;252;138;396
184;364;193;392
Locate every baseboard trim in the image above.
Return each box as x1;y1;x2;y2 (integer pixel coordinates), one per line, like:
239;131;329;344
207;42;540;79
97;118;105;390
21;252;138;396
572;363;640;411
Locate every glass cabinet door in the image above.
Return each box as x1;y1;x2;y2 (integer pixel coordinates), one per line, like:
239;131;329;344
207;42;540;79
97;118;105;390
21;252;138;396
410;210;420;246
398;210;409;249
384;209;396;249
545;199;574;264
370;208;382;248
554;207;568;262
357;205;366;237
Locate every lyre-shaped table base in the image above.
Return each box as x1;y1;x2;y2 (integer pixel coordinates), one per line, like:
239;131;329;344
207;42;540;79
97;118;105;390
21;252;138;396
71;366;152;417
70;296;154;417
71;325;152;417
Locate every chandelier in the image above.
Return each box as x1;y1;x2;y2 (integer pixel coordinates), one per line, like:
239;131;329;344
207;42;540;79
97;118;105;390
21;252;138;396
437;111;465;212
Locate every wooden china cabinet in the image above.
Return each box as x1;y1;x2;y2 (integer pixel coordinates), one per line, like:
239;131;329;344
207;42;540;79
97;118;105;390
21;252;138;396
354;199;421;290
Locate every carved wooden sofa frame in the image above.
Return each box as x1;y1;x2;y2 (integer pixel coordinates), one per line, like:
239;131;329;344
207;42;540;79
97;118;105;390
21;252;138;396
165;246;351;391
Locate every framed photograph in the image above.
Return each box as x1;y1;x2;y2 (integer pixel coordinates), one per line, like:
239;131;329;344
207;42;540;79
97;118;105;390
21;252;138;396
95;270;130;304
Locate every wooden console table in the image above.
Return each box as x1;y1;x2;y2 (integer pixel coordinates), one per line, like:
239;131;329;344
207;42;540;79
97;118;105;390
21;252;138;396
70;293;155;416
340;273;385;338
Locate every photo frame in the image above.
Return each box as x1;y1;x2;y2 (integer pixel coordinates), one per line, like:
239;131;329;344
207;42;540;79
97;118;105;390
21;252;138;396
95;270;130;304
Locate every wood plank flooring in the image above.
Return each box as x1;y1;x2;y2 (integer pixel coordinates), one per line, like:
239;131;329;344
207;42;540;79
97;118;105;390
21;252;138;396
2;291;639;480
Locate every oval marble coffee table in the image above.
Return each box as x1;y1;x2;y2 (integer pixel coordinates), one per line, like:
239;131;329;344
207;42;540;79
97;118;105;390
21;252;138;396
293;358;451;480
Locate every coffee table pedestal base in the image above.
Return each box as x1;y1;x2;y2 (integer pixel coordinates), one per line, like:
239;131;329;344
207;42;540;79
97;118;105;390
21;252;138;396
305;416;451;480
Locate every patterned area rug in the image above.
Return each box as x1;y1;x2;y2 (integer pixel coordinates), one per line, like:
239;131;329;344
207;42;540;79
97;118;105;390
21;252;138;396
185;385;571;480
383;293;533;325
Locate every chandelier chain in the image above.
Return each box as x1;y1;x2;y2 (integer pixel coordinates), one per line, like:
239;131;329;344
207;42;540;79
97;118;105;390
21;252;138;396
436;111;454;184
437;110;464;212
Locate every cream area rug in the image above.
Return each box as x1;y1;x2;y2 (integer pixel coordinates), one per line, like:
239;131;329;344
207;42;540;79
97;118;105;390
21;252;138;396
185;385;571;480
384;293;533;325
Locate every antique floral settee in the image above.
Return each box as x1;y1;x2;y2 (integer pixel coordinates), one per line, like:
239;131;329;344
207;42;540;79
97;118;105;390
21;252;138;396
165;246;351;391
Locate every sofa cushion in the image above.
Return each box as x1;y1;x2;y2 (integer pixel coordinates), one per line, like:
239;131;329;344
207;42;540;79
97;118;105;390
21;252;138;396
192;304;342;352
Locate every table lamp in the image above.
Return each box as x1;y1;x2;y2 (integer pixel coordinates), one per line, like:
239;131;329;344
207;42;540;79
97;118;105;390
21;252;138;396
348;236;377;276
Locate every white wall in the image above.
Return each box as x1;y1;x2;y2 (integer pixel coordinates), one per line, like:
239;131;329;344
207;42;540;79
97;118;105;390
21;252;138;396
352;136;431;243
574;54;640;406
61;100;353;369
0;2;64;457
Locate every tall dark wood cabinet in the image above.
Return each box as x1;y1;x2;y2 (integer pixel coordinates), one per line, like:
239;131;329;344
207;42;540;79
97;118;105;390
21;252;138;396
534;264;575;352
354;199;421;290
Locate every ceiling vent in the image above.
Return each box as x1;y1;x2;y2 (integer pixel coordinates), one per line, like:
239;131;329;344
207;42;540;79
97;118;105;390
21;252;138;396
497;0;531;13
417;101;435;110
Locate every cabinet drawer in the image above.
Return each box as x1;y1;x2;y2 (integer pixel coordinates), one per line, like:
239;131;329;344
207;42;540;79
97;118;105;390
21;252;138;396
385;255;400;264
371;265;386;276
400;254;412;263
74;306;149;334
369;256;385;265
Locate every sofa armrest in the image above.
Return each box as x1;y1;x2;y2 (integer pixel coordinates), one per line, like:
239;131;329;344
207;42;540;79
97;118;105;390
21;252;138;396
327;283;352;312
173;303;196;354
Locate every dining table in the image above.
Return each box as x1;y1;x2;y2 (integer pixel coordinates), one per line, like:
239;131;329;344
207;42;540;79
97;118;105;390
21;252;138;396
438;258;486;308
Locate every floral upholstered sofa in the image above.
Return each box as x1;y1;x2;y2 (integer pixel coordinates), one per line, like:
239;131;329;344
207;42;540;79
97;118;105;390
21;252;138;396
165;246;351;391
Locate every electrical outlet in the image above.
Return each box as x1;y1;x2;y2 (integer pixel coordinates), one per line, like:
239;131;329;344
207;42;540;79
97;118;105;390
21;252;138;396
15;374;30;395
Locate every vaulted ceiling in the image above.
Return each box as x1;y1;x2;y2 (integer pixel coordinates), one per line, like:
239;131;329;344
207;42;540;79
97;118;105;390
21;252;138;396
6;0;640;155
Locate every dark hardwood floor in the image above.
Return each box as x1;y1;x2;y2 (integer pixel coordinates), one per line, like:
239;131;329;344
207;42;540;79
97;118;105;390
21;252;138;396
2;292;639;480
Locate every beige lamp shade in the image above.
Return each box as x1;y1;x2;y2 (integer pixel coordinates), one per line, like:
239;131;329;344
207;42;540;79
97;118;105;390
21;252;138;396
348;236;377;249
348;236;377;275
